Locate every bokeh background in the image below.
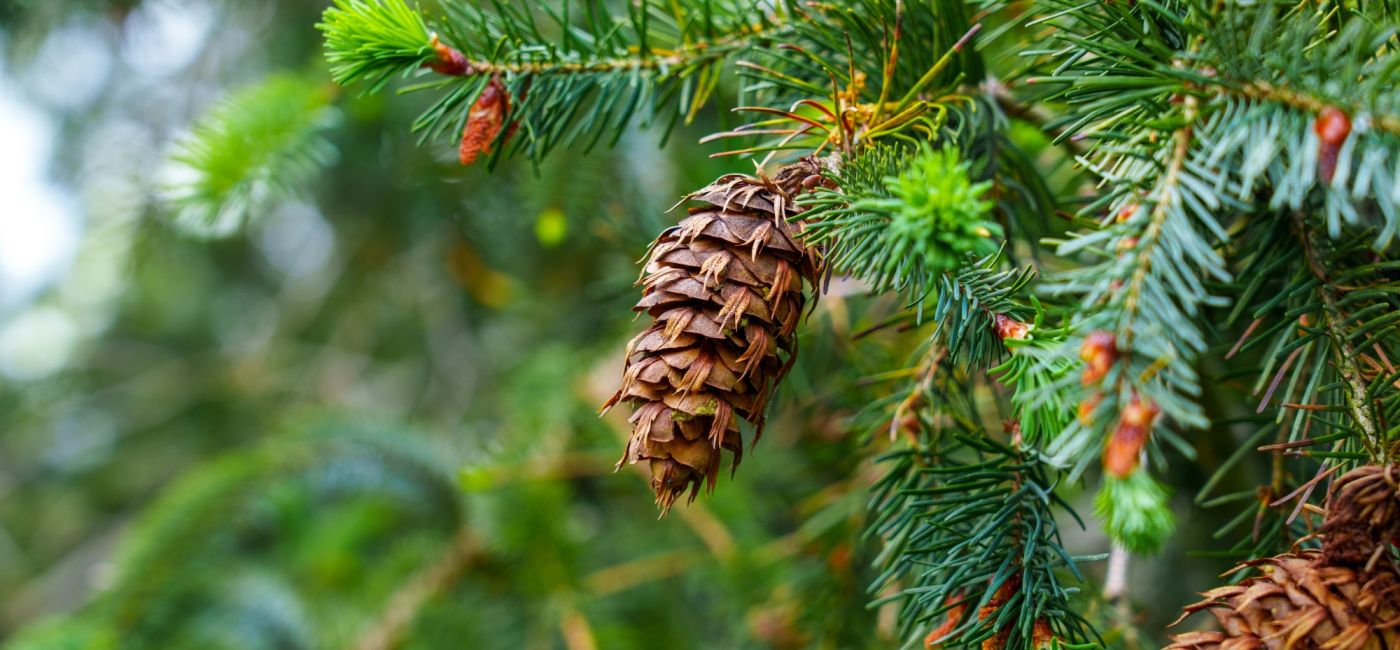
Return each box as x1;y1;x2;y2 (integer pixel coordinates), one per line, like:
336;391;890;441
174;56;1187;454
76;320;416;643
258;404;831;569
0;1;1265;648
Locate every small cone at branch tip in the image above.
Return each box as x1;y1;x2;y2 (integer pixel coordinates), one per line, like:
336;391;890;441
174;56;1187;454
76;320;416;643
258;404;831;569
603;158;826;512
1167;464;1400;650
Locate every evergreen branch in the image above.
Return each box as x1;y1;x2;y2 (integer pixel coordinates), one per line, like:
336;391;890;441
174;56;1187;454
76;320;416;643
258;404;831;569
1028;0;1400;247
869;433;1097;649
320;0;434;90
799;143;1001;304
319;0;791;164
1041;105;1229;480
1296;213;1387;459
856;254;1107;643
1195;209;1399;562
422;22;782;77
1119;121;1198;344
1235;81;1400;138
162;74;339;237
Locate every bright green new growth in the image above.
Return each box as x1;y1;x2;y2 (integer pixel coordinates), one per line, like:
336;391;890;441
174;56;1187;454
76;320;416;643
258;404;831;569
800;144;999;303
319;0;432;90
163;74;339;237
1094;471;1175;555
878;145;999;275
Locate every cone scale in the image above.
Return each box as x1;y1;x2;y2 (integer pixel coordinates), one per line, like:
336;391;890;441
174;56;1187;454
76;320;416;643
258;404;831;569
603;159;826;512
1168;465;1400;650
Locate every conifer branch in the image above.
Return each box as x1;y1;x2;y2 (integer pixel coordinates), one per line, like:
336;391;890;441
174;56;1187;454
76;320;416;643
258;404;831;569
163;74;340;236
1235;81;1400;138
1295;213;1386;459
1121;121;1194;346
422;21;786;78
320;0;793;163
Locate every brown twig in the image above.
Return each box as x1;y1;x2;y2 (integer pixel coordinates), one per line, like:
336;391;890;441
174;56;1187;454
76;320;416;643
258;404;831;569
424;21;787;78
355;527;483;650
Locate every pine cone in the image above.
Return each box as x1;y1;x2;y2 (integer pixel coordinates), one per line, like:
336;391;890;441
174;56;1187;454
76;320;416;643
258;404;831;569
1168;465;1400;650
604;159;827;512
1321;465;1400;568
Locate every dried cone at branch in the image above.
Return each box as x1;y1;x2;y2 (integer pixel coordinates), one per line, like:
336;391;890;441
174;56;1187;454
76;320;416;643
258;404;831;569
603;159;826;512
1167;465;1400;650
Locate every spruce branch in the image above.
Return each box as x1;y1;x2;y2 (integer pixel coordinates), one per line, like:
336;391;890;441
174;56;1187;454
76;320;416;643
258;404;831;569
320;0;434;90
1029;0;1400;246
799;144;1001;304
1296;212;1387;460
869;432;1098;649
162;73;340;237
319;0;792;164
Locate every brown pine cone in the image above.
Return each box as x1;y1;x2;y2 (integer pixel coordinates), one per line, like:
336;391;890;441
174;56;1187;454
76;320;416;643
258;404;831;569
1168;465;1400;650
603;159;826;512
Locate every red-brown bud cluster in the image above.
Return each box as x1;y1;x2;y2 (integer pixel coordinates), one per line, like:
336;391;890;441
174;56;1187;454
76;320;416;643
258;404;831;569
1314;106;1351;184
1079;331;1117;386
1103;394;1159;478
459;77;514;166
993;314;1030;341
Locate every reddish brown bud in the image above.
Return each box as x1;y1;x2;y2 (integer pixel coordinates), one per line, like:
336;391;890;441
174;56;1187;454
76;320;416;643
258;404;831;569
1316;107;1352;146
1120;395;1159;428
428;34;470;76
1080;331;1117;385
1031;619;1058;650
1078;392;1102;427
459;77;510;166
993;314;1030;341
1103;425;1146;478
1314;107;1351;184
924;597;968;648
1005;419;1023;448
1116;203;1139;223
1103;395;1158;478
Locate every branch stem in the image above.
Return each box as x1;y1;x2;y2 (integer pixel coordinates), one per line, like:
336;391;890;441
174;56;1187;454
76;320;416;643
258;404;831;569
355;527;482;650
1293;213;1384;460
428;22;787;78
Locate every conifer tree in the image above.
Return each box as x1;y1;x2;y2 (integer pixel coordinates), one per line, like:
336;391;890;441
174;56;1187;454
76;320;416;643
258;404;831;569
306;1;1400;645
10;0;1398;648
